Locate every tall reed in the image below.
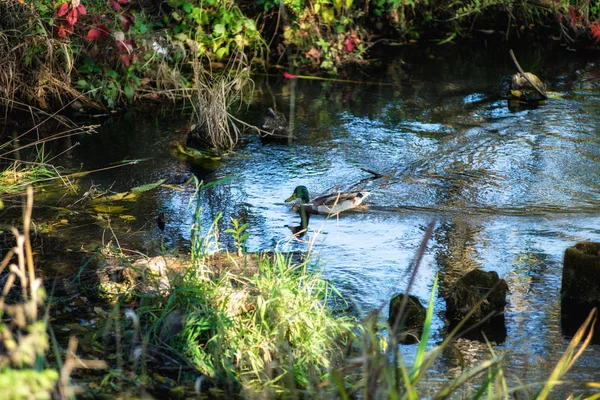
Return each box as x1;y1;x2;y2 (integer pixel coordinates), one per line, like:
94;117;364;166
0;186;58;399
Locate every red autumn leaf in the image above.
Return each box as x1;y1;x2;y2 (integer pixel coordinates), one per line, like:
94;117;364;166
56;2;70;17
119;12;136;32
344;38;354;52
119;54;131;67
87;25;110;41
110;0;122;12
283;71;298;79
56;23;67;38
116;40;127;52
65;8;78;26
590;21;600;42
568;6;581;25
77;4;86;15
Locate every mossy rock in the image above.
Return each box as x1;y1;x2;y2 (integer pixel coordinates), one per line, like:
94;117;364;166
509;72;547;102
445;269;508;324
388;293;426;344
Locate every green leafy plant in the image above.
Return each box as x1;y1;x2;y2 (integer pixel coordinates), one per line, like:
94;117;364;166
225;218;250;256
164;0;262;59
259;0;367;72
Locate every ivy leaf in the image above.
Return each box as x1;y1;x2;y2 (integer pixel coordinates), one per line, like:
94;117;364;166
590;21;600;42
124;87;133;102
344;38;354;52
213;23;225;35
215;46;228;59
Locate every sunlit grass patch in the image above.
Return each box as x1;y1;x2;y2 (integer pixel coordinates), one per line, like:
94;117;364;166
0;123;97;197
161;252;354;395
0;162;62;194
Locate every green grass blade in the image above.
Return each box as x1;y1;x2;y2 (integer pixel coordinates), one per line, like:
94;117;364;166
536;308;597;399
410;273;438;382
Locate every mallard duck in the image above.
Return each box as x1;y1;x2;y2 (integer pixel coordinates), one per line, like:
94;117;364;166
285;185;370;215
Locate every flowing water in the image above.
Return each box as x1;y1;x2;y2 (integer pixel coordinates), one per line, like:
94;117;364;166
30;43;600;395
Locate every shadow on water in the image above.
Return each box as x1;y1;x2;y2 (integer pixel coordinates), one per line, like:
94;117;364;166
10;42;600;393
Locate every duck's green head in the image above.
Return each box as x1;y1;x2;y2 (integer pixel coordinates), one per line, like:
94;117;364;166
285;185;310;204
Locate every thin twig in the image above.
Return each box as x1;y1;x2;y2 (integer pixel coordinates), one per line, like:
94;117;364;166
509;49;547;100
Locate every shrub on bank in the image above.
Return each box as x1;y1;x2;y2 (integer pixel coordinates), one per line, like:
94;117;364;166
3;0;600;110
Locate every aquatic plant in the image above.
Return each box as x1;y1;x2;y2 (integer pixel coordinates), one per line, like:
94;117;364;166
170;252;353;394
188;49;254;151
0;121;96;196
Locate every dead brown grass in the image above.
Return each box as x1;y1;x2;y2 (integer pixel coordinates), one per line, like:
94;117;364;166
189;49;253;151
0;0;99;111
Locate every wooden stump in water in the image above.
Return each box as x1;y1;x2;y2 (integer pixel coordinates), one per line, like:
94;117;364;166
261;108;292;143
445;269;508;342
388;293;426;344
561;242;600;343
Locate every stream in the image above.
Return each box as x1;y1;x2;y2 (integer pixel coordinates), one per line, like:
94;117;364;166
21;43;600;395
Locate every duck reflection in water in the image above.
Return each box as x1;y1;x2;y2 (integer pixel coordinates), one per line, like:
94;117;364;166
287;204;310;238
287;203;310;237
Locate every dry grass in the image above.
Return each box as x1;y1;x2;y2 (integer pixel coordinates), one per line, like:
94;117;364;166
0;0;98;111
189;49;254;151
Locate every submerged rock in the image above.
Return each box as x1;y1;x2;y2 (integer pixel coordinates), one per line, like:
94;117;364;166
388;293;426;344
561;242;600;343
445;269;508;342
